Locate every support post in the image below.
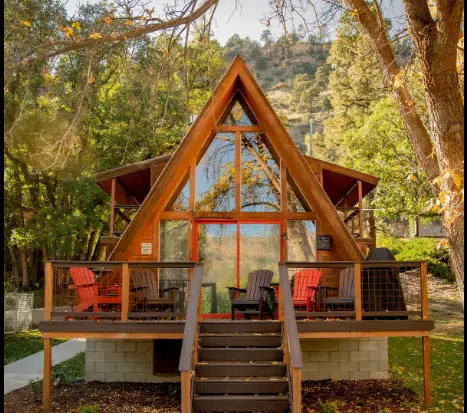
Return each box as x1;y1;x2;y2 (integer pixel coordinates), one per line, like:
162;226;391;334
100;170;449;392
181;370;191;413
110;178;116;236
354;262;362;321
358;180;364;237
121;263;129;321
422;335;431;407
292;367;302;413
43;338;52;409
44;262;53;321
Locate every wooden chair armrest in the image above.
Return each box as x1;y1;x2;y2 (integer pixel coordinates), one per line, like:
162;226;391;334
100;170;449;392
259;286;275;293
161;287;179;292
226;287;246;293
69;283;97;289
131;286;147;292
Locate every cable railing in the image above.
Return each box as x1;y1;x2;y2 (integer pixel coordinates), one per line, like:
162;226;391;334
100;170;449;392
280;261;429;322
44;261;198;322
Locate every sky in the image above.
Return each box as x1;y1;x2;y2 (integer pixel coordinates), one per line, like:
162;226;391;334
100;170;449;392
64;0;406;46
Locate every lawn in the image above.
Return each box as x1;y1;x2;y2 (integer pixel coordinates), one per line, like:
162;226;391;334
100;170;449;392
4;329;68;365
390;336;464;413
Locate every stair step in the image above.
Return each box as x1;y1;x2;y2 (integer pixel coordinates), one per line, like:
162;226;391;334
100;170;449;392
196;363;287;378
200;321;282;334
193;395;290;412
195;378;288;394
200;334;282;348
198;348;283;362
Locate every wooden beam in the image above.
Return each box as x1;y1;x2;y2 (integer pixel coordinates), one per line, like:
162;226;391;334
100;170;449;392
44;262;53;321
43;332;184;339
354;263;362;321
358;180;364;237
299;331;430;339
218;125;264;133
422;336;431;407
43;338;52;409
110;178;116;236
121;263;129;321
235;130;241;212
189;161;196;212
280;161;287;212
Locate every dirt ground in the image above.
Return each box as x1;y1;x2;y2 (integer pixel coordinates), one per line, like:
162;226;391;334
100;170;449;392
4;379;421;413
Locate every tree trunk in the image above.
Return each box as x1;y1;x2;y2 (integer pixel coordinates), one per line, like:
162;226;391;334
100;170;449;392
9;245;21;289
20;246;29;291
349;0;464;305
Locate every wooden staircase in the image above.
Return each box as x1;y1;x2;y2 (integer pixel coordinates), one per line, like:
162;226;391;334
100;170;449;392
193;321;290;412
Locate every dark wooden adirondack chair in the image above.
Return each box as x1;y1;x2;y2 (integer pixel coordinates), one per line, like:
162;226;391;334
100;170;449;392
292;269;322;312
227;270;275;320
130;269;179;312
322;267;355;310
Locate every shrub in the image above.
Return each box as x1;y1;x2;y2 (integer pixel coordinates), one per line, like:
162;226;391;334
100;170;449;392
78;404;100;413
318;399;340;413
377;235;455;282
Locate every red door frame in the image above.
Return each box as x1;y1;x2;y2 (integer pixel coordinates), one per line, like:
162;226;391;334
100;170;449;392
192;219;284;316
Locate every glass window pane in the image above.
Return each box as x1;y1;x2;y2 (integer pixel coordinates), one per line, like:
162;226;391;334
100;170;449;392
241;133;280;212
160;220;189;261
287;173;312;212
287;220;317;261
166;175;190;211
195;133;236;212
239;224;280;285
222;100;255;126
197;224;237;315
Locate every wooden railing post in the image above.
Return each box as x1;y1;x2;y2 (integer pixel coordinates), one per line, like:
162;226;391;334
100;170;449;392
358;180;364;237
420;262;429;320
292;367;302;413
121;263;129;321
44;262;53;321
422;335;431;407
110;178;116;236
354;263;362;321
43;337;52;409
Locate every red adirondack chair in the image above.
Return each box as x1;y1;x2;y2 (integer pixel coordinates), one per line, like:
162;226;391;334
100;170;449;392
292;269;322;312
68;267;122;315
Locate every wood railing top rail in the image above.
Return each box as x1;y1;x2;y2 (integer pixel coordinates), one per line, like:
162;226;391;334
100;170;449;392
279;264;303;369
46;261;198;269
179;264;203;372
281;261;424;268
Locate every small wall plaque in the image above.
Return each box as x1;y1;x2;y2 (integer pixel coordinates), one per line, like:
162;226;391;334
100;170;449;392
141;242;153;255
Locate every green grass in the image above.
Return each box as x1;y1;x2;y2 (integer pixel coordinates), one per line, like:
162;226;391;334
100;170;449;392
52;352;85;384
4;329;68;365
390;336;464;412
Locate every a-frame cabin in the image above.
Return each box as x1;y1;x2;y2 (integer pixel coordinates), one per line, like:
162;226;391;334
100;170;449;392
39;56;434;413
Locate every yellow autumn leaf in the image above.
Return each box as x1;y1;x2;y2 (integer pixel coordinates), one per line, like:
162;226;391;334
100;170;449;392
88;73;95;84
407;174;415;182
145;8;155;17
22;20;32;27
64;27;74;39
452;173;463;188
104;16;111;24
394;71;404;89
89;32;103;39
125;20;134;26
71;22;81;31
163;48;169;57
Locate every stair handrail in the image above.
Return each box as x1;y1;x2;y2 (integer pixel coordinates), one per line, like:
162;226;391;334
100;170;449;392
279;263;303;413
179;263;203;413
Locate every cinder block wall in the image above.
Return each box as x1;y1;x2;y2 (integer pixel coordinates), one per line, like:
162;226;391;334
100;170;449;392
300;338;389;381
85;338;388;383
85;339;180;383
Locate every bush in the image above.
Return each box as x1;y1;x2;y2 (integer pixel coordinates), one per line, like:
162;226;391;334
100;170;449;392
377;236;455;282
318;399;340;413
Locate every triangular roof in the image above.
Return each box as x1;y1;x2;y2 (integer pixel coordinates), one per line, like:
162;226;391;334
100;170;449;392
109;56;364;261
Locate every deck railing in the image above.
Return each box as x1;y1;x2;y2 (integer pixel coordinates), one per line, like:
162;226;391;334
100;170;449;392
44;261;198;322
279;264;303;413
281;261;429;321
179;264;203;413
